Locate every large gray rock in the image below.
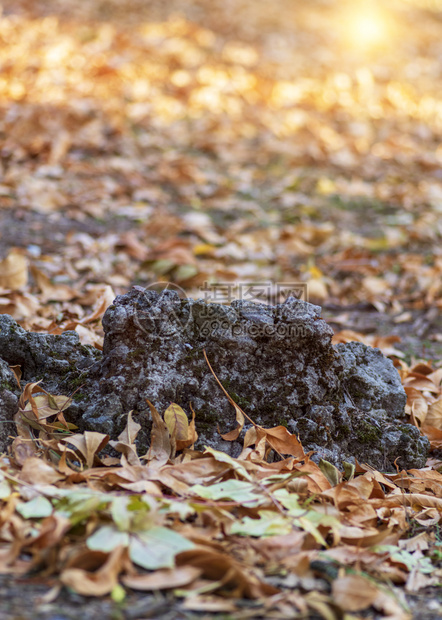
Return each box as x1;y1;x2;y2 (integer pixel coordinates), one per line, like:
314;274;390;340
0;314;100;453
81;288;428;470
0;315;100;389
0;289;429;470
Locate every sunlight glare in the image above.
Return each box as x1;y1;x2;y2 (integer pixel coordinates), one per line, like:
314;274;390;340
343;7;391;51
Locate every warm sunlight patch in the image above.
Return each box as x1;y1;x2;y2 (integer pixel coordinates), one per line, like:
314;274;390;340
341;6;392;51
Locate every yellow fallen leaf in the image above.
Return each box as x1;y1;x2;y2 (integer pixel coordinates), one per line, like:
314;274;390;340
193;243;216;257
307;278;328;302
164;403;189;441
0;250;28;290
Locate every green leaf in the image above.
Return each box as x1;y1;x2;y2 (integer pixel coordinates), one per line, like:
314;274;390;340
319;459;342;486
175;264;198;282
111;496;132;531
273;489;302;514
54;489;113;524
230;511;292;537
203;446;252;481
343;461;355;481
275;489;341;545
110;495;158;532
16;496;53;519
375;545;435;573
190;479;264;505
152;259;175;275
111;584;126;603
129;526;194;570
160;498;195;520
87;525;129;552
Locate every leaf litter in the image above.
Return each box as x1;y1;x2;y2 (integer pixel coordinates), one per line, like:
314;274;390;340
0;0;441;617
0;360;441;618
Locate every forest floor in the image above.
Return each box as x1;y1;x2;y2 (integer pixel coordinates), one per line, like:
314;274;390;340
0;0;441;618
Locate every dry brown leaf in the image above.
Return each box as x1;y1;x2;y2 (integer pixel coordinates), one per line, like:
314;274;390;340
332;574;380;612
21;392;72;423
23;514;71;552
61;546;127;596
156;456;229;488
0;250;28;290
421;425;442;449
324;546;386;570
176;404;198;451
80;285;115;323
306;277;328;302
122;566;201;591
116;231;149;261
332;330;369;345
381;493;442;510
251;531;308;562
176;546;279;598
332;330;404;358
9;365;22;388
109;411;142;466
219;404;245;441
73;324;104;348
428;368;442;388
409;363;434;376
425;396;442;429
164;403;189;441
18;381;44;420
117;411;141;446
294;460;332;493
60;432;109;468
0;291;39;319
339;525;397;547
406;568;440;593
403;374;440;393
0;543;28;575
30;265;76;302
18;457;64;485
404;387;428;425
398;532;430;552
10;437;39;465
372;589;411;619
256;425;305;459
145;400;172;465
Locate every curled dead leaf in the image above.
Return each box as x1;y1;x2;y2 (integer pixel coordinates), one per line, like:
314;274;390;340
61;546;127;596
145;400;172;465
122;566;201;591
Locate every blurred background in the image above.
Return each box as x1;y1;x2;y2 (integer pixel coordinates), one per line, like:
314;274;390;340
0;0;441;357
